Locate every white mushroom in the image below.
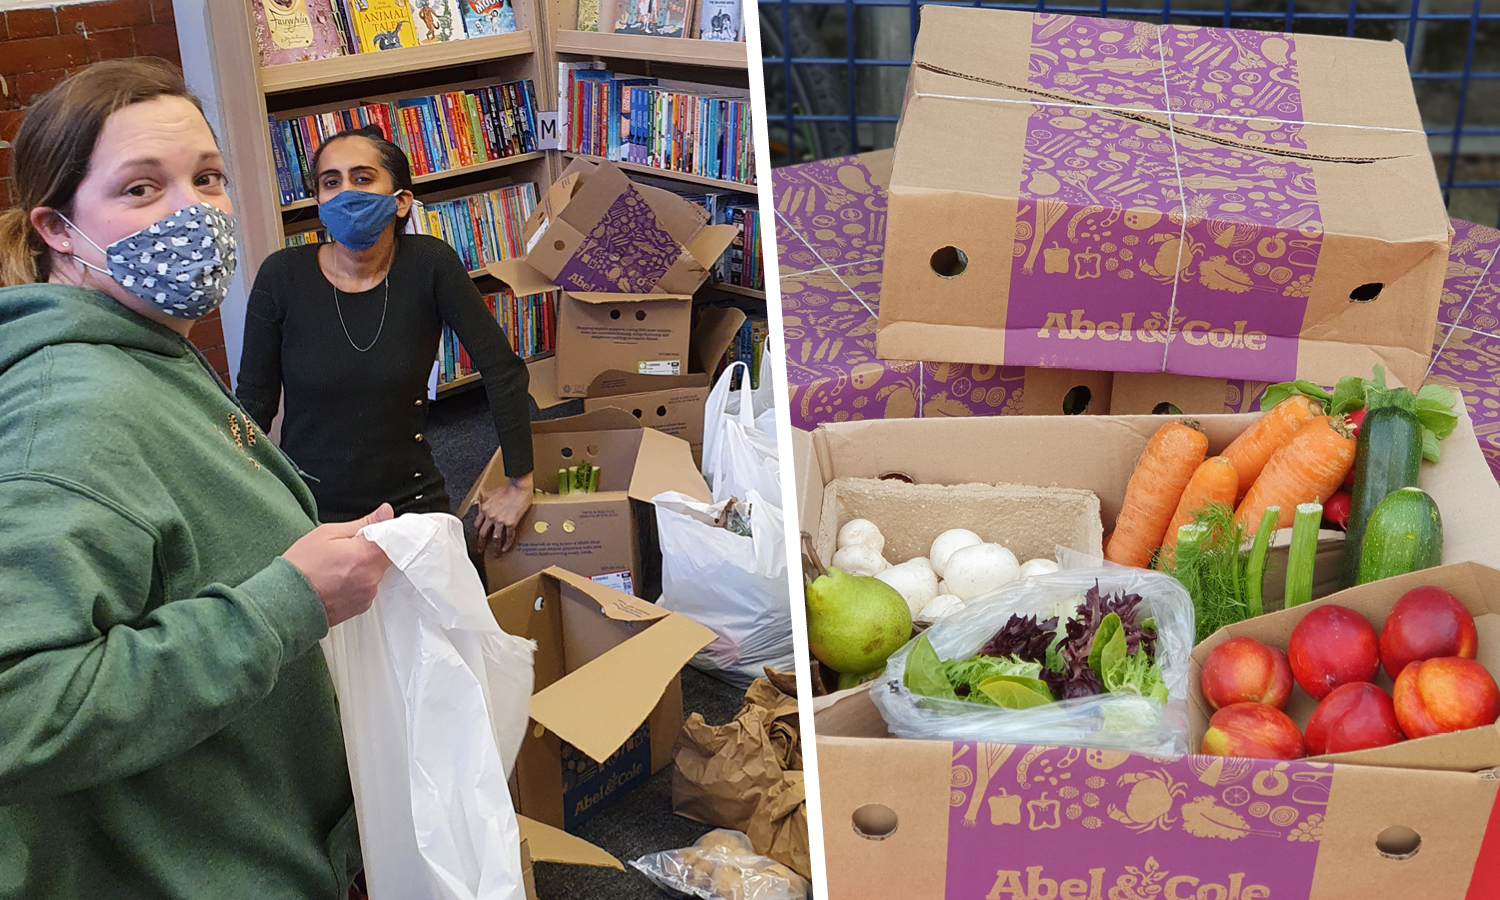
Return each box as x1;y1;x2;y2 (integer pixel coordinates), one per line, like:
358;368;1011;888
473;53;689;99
929;528;983;578
917;593;966;624
875;559;940;618
944;543;1021;601
831;544;889;577
1018;558;1061;579
837;518;886;554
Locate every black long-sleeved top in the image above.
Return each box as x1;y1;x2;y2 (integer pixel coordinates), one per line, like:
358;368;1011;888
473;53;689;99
237;235;532;522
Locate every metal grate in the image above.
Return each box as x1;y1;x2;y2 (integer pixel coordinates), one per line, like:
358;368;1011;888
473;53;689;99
760;0;1500;225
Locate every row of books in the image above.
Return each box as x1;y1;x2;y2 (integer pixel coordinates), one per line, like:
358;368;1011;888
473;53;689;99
560;64;755;186
267;79;540;206
673;190;764;292
252;0;517;69
717;310;769;389
409;182;537;272
573;0;741;40
439;289;558;384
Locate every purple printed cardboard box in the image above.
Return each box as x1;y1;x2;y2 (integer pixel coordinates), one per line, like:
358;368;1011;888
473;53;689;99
774;151;1500;479
875;7;1452;391
792;408;1500;899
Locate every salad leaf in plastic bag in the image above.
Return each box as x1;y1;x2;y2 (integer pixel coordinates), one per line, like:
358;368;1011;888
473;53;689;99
975;676;1054;709
903;634;957;700
1104;650;1169;703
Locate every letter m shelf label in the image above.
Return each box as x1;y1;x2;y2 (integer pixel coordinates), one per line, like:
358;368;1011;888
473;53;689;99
537;111;560;150
947;742;1320;899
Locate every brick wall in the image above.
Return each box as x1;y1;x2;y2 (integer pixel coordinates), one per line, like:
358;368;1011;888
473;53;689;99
0;0;230;382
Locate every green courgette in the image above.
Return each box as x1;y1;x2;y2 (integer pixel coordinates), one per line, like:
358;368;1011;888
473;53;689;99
1357;487;1443;584
1340;406;1423;589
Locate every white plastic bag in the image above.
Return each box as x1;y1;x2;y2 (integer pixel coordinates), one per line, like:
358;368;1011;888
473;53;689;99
321;513;536;900
702;361;754;489
712;419;781;505
655;491;793;688
753;339;777;439
870;568;1193;757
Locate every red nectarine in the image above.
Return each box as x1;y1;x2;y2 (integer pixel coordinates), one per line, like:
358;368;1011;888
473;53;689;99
1201;702;1307;760
1392;657;1500;739
1379;586;1478;681
1304;682;1405;756
1200;637;1294;711
1288;605;1380;700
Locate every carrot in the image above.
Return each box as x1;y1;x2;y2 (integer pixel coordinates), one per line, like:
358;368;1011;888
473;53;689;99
1157;456;1240;566
1221;394;1321;500
1105;421;1209;569
1234;415;1356;530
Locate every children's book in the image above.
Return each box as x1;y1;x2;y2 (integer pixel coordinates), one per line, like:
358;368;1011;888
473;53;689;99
410;0;468;42
251;0;346;66
350;0;418;51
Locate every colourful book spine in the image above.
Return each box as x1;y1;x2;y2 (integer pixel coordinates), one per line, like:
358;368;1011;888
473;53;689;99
351;0;417;52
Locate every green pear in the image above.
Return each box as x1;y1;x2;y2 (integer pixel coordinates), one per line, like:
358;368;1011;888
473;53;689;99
806;566;913;677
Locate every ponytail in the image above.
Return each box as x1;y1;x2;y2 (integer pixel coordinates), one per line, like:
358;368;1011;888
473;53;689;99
0;207;45;288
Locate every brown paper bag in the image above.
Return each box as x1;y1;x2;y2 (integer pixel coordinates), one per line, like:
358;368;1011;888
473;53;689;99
672;676;810;879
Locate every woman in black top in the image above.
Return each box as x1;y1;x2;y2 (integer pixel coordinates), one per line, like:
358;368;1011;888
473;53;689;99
238;126;533;552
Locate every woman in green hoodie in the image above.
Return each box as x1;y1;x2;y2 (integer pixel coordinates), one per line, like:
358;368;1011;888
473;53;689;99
0;60;393;899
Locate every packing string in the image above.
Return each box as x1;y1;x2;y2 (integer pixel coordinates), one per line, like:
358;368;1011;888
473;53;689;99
1427;240;1499;377
1153;25;1191;374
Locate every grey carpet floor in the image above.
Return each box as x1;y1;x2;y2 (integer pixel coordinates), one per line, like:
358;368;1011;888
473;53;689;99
426;385;745;898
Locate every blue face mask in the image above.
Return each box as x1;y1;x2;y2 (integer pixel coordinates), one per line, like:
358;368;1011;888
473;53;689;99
319;190;402;251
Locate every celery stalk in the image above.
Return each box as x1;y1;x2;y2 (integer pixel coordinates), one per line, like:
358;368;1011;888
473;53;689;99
1244;506;1279;618
588;466;599;493
558;468;570;495
1284;503;1322;609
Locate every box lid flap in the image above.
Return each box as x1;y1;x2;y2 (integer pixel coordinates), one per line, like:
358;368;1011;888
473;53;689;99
684;223;740;270
587;370;712;397
530;577;715;763
566;291;695;304
630;427;711;503
517;816;623;870
542;565;669;622
486;258;560;296
527;355;568;410
637;182;711;241
690;305;748;375
530;406;644;437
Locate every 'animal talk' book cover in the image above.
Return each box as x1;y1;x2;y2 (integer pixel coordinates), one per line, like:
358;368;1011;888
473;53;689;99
252;0;345;66
411;0;468;42
350;0;418;51
461;0;517;35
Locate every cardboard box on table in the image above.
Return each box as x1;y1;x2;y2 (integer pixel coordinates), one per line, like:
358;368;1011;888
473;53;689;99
487;566;714;831
876;7;1452;391
517;816;627;897
791;401;1500;898
490;157;738;398
461;408;710;596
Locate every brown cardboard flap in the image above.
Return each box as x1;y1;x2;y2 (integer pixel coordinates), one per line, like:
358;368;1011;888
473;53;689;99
528;607;714;764
486;258;560;296
637;182;712;237
516;815;623;870
790;426;824;545
566;291;694;305
685;224;740;270
587;370;712;397
532;407;640;436
543;565;668;622
526;356;566;410
630;427;711;503
691;305;748;375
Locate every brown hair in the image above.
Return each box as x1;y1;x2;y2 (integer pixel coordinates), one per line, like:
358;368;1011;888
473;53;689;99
310;125;416;235
0;59;205;287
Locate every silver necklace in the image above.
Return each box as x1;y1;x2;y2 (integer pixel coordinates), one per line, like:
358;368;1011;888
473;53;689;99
331;249;389;353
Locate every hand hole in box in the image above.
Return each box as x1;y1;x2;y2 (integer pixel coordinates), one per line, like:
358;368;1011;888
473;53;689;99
656;405;667;417
534;521;548;533
1152;402;1184;416
561;446;574;458
1349;282;1384;303
586;444;599;456
553;240;565;252
929;246;968;278
1375;826;1421;859
534;596;545;611
562;520;575;533
632;408;643;418
1062;385;1092;415
877;472;914;483
851;804;898;840
636;310;647;321
610;309;622;320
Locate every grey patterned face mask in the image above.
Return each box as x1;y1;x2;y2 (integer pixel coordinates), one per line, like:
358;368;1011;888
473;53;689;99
60;204;238;320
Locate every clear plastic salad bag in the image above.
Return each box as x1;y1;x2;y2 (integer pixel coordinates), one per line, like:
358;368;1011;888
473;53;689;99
870;567;1194;757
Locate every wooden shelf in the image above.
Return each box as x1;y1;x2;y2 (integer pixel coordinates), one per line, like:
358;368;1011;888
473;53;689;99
707;283;765;300
279;151;546;213
260;31;536;94
563;153;753;192
436;349;555;394
551;30;746;69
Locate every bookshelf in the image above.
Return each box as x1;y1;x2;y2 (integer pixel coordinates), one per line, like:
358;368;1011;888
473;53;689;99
179;0;761;397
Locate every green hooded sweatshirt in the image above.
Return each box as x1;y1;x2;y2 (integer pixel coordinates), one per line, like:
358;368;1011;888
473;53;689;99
0;284;360;899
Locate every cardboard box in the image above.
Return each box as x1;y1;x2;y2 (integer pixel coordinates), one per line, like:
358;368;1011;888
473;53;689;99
488;567;715;831
812;690;1500;900
584;372;713;466
462;408;710;595
1191;561;1500;773
793;406;1500;899
519;157;738;297
875;7;1451;390
517;815;626;898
